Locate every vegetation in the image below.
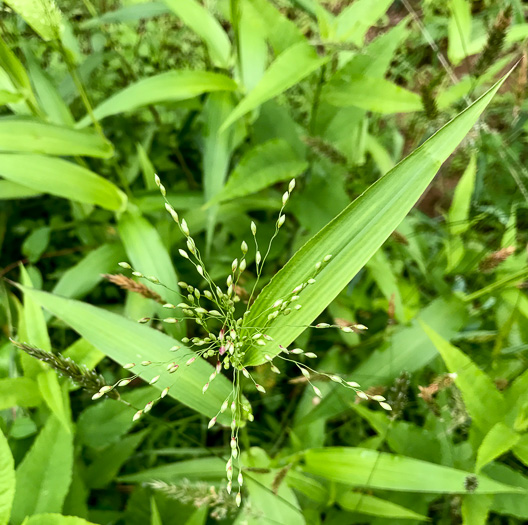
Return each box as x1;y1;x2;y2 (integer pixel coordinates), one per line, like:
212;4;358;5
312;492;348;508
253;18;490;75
1;1;528;524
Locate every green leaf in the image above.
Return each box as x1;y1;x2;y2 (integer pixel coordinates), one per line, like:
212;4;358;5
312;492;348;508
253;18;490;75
302;447;525;494
36;371;71;433
334;0;393;45
18;286;234;422
461;495;493;525
163;0;231;68
22;515;98;525
202;92;236;252
150;497;163;525
0;378;41;409
11;417;73;525
221;42;329;131
0;119;113;157
245;0;305;54
84;431;147;488
77;71;237;127
118;209;183;337
62;338;104;371
448;152;476;235
0;180;41;199
448;0;472;65
337;491;428;520
475;423;520;473
323;75;422;113
243;73;509;366
52;243;126;301
0;428;15;525
0;36;38;110
422;323;506;433
0;154;127;210
0;90;23;105
184;506;208;525
81;2;170;29
21;226;50;263
208;139;308;205
118;457;226;483
26;55;74;126
77;389;153;449
4;0;63;41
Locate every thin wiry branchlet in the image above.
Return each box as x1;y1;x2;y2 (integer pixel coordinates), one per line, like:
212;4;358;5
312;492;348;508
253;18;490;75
10;339;119;399
102;273;165;303
97;173;387;506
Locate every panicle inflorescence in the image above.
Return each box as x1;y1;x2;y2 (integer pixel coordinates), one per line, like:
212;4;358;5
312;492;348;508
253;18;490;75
90;174;391;506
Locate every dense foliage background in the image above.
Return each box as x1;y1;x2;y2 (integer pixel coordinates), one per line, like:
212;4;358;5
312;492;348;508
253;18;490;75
1;0;528;524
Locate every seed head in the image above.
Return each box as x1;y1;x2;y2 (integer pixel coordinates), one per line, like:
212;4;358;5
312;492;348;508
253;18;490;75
161;387;170;398
288;179;296;192
133;410;143;421
282;191;289;205
236;492;242;507
251;221;257;235
118;262;132;269
277;215;286;228
123;363;135;369
186;357;196;366
149;375;160;385
181;219;190;236
241;241;248;253
178;249;189;259
256;251;261;266
165;203;179;222
208;417;217;429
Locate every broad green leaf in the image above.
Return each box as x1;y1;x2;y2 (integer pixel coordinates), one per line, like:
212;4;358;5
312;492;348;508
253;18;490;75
22;226;50;263
36;371;71;433
150;497;162;525
62;338;104;371
78;71;236;127
20;265;50;352
448;0;472;65
208;139;308;205
221;42;329;131
422;323;506;433
298;300;462;433
52;243;126;301
26;55;74;126
4;0;63;41
245;0;305;54
240;470;305;525
84;431;147;488
81;2;170;29
11;416;73;525
0;154;127;210
202;92;236;252
184;506;208;525
0;90;23;105
302;447;525;494
513;435;528;467
337;491;428;520
137;143;157;190
0;378;41;409
0;36;38;110
0;180;41;199
18;286;234;422
243;74;508;366
118;457;226;483
118;209;183;337
366;249;405;322
164;0;231;68
462;495;493;525
475;423;520;473
487;463;528;519
77;389;153;449
323;75;422;113
448;152;476;235
238;1;267;91
335;0;393;45
0;119;113;157
22;515;98;525
0;429;15;525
